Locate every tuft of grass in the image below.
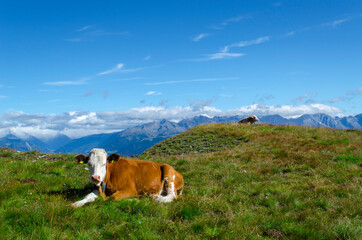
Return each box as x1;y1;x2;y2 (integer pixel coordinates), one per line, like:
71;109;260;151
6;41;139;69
1;124;361;239
318;139;350;145
334;155;362;163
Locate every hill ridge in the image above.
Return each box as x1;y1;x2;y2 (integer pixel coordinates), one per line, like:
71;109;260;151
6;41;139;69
1;113;361;154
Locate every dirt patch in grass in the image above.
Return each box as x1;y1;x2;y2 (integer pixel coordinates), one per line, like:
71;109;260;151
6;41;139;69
263;229;286;238
15;178;38;184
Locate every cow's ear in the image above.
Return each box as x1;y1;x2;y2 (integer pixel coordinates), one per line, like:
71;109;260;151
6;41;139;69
75;154;89;164
107;153;120;163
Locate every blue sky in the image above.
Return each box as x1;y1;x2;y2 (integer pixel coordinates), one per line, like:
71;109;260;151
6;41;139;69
0;1;361;138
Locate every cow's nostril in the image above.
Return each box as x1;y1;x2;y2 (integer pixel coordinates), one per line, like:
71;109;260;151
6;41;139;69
92;176;100;181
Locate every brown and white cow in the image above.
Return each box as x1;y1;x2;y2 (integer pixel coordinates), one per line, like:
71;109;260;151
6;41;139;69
238;115;259;125
71;148;183;207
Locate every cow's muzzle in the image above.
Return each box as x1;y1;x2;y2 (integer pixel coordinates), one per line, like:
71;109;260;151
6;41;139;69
92;175;101;182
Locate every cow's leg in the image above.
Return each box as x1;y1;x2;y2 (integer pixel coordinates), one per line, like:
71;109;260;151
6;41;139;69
174;171;184;196
178;188;183;195
111;189;138;200
155;165;178;203
71;190;99;208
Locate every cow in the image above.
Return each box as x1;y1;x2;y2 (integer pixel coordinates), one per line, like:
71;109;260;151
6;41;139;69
238;115;259;125
71;148;184;207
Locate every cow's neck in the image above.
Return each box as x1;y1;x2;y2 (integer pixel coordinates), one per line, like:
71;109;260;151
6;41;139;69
103;160;107;190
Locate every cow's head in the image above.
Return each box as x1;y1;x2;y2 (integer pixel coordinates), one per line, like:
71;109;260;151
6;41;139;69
75;148;108;186
252;115;260;122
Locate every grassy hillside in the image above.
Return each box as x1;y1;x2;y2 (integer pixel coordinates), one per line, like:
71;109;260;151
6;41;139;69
1;123;361;239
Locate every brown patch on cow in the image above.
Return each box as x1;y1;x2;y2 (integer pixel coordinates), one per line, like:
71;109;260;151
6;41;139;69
263;229;286;239
102;157;184;201
16;178;38;184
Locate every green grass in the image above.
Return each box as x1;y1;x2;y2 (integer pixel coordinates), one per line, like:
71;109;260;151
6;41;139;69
1;123;361;239
146;124;249;155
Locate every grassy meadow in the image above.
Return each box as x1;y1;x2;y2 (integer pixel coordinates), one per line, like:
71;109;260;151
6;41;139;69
0;123;361;239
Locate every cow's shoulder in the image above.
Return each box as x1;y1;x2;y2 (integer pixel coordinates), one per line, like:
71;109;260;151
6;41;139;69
109;158;137;171
133;159;165;168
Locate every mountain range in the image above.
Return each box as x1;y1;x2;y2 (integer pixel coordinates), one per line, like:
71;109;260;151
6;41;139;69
1;113;361;155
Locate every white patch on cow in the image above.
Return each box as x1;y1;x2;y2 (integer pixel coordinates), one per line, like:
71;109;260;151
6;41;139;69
155;178;176;203
87;148;107;185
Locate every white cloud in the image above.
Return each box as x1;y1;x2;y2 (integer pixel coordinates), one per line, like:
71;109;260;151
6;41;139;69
118;67;143;73
231;104;343;118
43;62;144;87
203;52;245;60
99;63;145;75
284;31;295;37
291;93;316;104
0;127;60;140
146;91;162;96
347;87;362;96
69;25;128;43
143;56;151;61
98;63;124;75
212;15;247;29
327;87;362;103
283;16;355;39
328;96;345;103
192;33;210;42
0;95;7;99
112;77;144;82
75;25;94;32
228;36;270;48
145;77;237;85
194;36;269;61
0;103;345;139
321;18;351;28
43;80;87;86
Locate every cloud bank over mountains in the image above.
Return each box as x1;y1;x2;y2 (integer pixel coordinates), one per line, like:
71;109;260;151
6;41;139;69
0;103;344;140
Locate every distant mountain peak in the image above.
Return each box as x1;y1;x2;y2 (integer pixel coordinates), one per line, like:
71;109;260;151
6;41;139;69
4;133;19;140
159;119;170;125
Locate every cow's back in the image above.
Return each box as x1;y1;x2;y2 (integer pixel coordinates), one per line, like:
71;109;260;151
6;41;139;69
133;160;165;195
106;158;165;195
